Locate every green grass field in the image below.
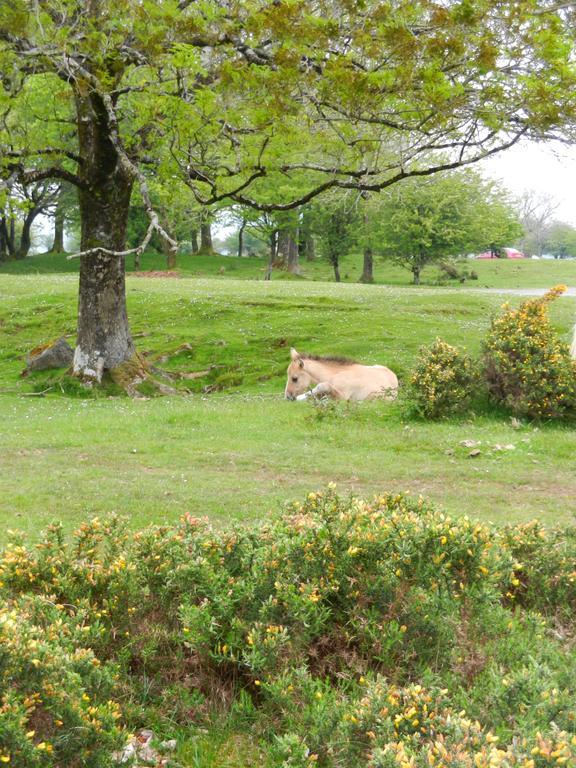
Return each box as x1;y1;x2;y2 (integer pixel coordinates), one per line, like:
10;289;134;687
1;263;575;541
1;247;575;288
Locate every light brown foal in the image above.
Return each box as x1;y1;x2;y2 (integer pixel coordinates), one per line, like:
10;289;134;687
284;348;398;401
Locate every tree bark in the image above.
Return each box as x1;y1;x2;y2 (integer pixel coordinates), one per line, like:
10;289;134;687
359;246;374;283
412;264;421;285
49;190;66;253
73;90;136;383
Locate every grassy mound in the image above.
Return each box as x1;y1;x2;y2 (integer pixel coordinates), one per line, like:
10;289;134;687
1;490;575;766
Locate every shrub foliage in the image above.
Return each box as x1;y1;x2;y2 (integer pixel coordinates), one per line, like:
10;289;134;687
482;286;576;420
406;338;478;419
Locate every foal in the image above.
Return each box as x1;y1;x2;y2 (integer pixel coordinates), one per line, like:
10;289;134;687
284;348;398;401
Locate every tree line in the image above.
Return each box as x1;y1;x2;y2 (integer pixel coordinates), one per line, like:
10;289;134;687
4;170;576;286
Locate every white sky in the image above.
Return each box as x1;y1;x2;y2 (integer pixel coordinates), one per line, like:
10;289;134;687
479;139;576;226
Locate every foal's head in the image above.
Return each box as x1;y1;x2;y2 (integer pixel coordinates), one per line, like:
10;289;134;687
284;348;313;400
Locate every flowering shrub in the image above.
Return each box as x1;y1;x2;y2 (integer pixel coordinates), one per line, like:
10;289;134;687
406;339;479;419
1;491;575;766
483;286;576;419
265;672;576;768
0;597;122;767
499;520;576;616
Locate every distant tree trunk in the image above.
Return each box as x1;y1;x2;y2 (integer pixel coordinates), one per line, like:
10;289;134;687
8;217;16;257
359;246;374;283
199;211;213;254
287;230;299;273
265;230;277;280
276;227;300;273
331;254;341;282
17;208;41;259
0;218;9;260
49;190;66;253
412;264;421;285
191;228;199;254
162;235;177;269
299;208;315;261
237;218;246;258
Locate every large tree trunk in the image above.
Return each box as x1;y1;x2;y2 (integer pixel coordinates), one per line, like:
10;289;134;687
73;91;135;384
49;190;66;253
359;246;374;283
412;264;421;285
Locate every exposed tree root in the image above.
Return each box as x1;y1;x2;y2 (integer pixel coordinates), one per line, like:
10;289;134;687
108;353;182;397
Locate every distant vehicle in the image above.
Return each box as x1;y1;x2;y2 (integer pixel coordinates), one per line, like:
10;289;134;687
476;247;526;259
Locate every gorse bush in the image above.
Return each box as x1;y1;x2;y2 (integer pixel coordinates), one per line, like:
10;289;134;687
0;597;122;767
1;491;575;766
406;338;479;419
268;673;576;767
499;520;576;617
483;285;576;420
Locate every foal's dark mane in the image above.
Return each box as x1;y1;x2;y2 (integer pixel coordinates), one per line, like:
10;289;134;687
300;353;357;366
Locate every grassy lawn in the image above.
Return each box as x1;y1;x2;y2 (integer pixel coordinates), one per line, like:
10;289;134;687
1;272;575;540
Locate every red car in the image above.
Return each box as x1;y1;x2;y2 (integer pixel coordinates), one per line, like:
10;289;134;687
477;247;525;259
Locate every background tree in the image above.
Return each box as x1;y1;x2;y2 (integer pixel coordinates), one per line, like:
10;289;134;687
518;191;560;257
2;1;576;386
546;221;576;259
371;170;521;284
312;194;361;282
0;181;59;259
47;183;79;254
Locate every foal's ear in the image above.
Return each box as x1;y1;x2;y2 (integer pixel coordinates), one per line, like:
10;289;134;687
290;347;300;361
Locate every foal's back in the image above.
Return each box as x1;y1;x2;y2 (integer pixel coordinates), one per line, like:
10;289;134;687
332;362;398;400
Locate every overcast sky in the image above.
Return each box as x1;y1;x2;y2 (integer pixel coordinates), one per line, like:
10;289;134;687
479;139;576;226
